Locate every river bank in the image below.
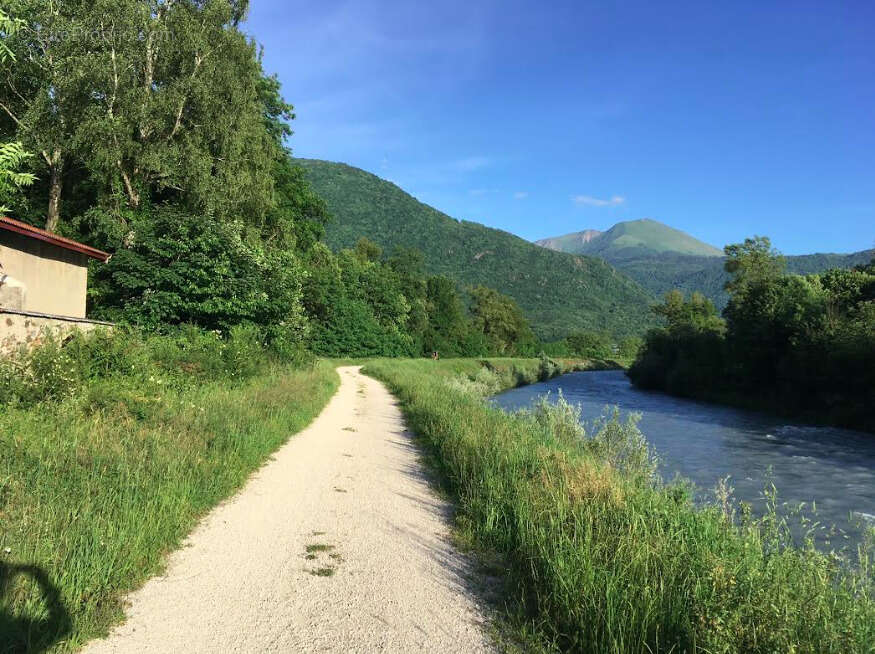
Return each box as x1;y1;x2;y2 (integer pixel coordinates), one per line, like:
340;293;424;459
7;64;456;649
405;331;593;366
497;369;875;552
364;358;875;653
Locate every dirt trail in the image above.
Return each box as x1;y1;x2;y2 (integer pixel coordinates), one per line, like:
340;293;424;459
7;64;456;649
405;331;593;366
84;366;493;653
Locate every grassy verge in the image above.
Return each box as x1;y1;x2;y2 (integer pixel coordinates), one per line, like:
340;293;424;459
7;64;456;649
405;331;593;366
363;358;875;653
0;330;339;653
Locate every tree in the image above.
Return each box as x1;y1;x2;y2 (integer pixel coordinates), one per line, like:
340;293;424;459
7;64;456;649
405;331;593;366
0;8;22;62
0;141;35;214
724;236;785;297
0;1;84;230
258;154;331;252
423;276;469;356
354;236;383;263
566;331;612;358
0;9;36;215
653;290;724;332
469;285;535;354
73;0;276;219
1;0;278;231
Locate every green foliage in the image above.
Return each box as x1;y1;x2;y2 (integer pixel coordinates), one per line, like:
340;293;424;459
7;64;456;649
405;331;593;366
301;242;536;358
296;158;656;341
630;240;875;431
628;290;727;395
364;358;875;653
469;285;536;355
1;0;282;230
259;156;331;251
723;235;786;295
91;206;308;338
0;325;312;411
0;140;35;214
565;330;613;358
0;8;23;63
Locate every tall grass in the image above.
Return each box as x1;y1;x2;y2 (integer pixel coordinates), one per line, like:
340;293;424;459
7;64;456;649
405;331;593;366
0;328;339;652
364;358;875;653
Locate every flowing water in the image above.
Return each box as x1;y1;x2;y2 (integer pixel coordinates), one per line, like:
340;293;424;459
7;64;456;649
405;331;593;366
494;370;875;552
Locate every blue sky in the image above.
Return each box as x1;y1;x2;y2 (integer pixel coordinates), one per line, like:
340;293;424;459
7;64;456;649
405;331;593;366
245;1;874;255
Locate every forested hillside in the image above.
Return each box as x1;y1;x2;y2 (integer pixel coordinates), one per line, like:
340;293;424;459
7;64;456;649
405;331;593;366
297;159;656;340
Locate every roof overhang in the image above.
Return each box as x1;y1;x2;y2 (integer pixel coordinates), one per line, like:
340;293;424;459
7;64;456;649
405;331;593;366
0;216;110;262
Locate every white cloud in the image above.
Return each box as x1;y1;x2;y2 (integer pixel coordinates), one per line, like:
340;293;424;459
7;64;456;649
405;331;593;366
513;191;528;200
453;156;492;172
572;194;625;207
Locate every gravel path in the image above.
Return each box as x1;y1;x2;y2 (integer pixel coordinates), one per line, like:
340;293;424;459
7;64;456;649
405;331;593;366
84;366;494;653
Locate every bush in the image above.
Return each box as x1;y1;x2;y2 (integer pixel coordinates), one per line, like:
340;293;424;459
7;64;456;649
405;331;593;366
91;206;309;337
0;324;299;411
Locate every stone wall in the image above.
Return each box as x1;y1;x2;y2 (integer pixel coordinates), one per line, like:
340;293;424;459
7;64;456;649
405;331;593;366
0;309;112;355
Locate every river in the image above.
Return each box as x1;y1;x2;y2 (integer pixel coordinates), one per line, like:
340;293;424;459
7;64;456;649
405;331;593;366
493;370;875;552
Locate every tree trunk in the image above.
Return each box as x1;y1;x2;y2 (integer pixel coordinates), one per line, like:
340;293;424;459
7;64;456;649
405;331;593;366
45;151;63;233
119;165;141;209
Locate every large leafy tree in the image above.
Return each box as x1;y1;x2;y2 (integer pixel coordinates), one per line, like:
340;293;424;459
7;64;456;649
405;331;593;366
469;285;535;354
1;0;276;231
0;1;83;230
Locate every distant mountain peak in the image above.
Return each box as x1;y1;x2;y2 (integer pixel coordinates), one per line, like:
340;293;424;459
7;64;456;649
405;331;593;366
535;229;602;252
537;219;723;258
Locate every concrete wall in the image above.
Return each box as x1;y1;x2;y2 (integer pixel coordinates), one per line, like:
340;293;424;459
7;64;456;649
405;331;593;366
0;230;90;318
0;310;110;356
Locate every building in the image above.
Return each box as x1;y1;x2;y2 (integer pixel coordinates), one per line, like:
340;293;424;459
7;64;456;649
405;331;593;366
0;216;111;353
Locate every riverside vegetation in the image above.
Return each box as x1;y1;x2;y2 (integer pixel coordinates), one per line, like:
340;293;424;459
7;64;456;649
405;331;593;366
364;358;875;653
629;237;875;432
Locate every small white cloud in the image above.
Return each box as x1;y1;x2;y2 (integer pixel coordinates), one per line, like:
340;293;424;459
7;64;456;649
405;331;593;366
453;156;492;172
572;194;625;207
513;191;528;200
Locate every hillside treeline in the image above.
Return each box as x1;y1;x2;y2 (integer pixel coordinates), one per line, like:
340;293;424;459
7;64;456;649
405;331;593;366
0;2;536;358
629;237;875;431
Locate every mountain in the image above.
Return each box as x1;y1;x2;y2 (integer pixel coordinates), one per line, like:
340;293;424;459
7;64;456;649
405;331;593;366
535;229;602;253
537;220;874;308
539;219;723;258
296;159;656;341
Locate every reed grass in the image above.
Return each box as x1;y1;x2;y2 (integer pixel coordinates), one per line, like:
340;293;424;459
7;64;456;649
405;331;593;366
364;358;875;653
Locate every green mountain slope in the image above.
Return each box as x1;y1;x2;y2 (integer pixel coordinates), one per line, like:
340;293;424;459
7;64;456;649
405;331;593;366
537;220;873;308
297;159;656;340
535;229;603;253
538;219;723;258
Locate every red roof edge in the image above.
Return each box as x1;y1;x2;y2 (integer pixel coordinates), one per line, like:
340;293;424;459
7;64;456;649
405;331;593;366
0;216;111;263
